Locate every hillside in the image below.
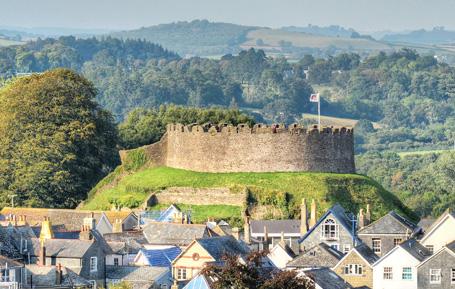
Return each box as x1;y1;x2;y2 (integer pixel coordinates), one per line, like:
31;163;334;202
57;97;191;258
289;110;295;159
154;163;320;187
81;157;415;224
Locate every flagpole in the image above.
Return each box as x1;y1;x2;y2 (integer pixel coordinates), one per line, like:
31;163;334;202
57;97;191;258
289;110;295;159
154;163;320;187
318;95;321;129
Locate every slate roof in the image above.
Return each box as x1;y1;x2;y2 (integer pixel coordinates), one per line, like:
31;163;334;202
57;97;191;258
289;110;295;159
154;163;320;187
143;222;216;246
0;227;23;260
106;265;169;289
417;240;455;268
303;267;353;289
104;230;148;244
287;243;344;268
107;240;141;255
196;236;250;261
354;243;380;265
137;247;182;267
28;238;94;258
0;207;134;232
25;265;91;287
62;267;93;287
183;274;214;289
398;239;431;262
357;211;418;235
299;204;358;243
250;220;300;235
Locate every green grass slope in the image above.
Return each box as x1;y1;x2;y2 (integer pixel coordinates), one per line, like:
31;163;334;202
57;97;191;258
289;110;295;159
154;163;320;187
82;164;415;223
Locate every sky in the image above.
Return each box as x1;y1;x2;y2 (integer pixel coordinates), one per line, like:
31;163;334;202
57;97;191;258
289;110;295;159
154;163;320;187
1;0;455;32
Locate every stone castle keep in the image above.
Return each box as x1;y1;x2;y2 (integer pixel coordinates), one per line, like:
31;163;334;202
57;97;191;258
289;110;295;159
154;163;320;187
124;123;356;174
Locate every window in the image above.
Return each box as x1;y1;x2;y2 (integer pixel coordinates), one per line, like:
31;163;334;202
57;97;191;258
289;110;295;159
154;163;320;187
402;267;412;280
90;257;98;272
89;280;97;289
331;244;339;251
430;269;441;284
393;238;402;246
343;244;351;254
383;267;393;280
113;258;119;266
372;238;381;254
451;269;455;284
177;268;187;280
343;264;363;275
426;245;434;254
321;219;338;239
51;256;57;265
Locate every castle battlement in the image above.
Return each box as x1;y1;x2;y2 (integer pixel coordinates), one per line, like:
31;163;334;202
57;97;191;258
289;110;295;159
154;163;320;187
166;123;354;135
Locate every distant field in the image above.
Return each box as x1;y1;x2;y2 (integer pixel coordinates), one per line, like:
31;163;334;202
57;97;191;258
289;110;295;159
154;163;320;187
397;149;453;158
241;29;392;51
303;113;381;129
0;38;23;46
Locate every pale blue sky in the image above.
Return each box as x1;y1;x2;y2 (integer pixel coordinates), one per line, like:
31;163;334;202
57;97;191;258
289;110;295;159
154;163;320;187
1;0;454;32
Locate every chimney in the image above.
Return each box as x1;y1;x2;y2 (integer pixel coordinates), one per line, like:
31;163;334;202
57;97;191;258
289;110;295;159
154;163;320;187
18;215;27;226
365;204;371;226
300;198;308;235
39;240;46;266
55;263;62;285
231;227;240;241
12;215;17;227
80;225;93;241
263;225;269;250
171;280;179;289
39;217;54;242
112;219;123;233
243;216;251;244
358;209;365;228
83;212;96;230
309;199;317;228
279;231;287;248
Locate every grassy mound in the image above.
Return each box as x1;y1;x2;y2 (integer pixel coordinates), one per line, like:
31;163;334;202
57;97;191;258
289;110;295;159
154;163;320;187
82;165;415;222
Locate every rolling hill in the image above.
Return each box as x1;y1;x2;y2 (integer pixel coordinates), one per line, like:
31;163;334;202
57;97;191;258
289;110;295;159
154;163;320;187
81;146;416;224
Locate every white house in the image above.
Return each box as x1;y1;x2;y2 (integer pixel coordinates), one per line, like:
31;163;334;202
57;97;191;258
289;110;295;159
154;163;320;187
267;237;296;269
420;209;455;254
372;239;431;289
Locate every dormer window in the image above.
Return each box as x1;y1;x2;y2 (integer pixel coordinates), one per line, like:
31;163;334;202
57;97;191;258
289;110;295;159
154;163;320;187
321;219;338;240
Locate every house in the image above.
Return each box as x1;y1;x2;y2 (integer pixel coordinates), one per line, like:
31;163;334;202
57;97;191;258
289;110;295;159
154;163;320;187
299;203;359;254
24;264;92;288
0;207;137;235
419;209;455;253
139;205;187;226
286;242;344;269
142;222;217;247
23;219;109;287
106;241;142;266
105;265;172;289
0;255;24;288
134;246;182;268
332;243;379;289
372;238;431;289
171;236;249;283
267;234;296;269
296;267;353;289
247;199;310;254
357;211;418;257
417;240;455;289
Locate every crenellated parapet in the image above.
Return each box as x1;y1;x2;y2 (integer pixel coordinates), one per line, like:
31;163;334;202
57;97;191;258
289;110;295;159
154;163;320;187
166;123;354;135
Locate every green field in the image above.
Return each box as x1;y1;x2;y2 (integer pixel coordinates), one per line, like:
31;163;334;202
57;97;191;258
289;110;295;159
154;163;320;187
82;165;414;221
0;38;23;47
397;149;453;158
242;29;392;51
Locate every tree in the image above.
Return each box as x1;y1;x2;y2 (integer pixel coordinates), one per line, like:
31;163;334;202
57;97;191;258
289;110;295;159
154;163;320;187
202;252;313;289
0;69;119;208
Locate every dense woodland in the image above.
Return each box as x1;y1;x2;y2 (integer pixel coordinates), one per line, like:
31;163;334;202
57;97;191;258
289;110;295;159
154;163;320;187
0;36;454;216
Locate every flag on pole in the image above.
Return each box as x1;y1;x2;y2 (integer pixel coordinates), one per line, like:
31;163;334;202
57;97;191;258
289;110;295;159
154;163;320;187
309;93;320;102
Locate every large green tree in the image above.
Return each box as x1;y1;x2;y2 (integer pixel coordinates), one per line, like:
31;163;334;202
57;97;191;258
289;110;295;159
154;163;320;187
0;69;119;208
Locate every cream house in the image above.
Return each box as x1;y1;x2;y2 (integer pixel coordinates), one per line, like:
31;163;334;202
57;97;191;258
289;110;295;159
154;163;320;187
420;209;455;253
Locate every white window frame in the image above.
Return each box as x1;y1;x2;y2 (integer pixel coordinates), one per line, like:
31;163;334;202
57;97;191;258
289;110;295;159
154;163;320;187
451;268;455;284
177;268;187;280
383;267;393;280
343;244;351;254
430;269;441;284
393;238;402;246
113;257;119;266
90;257;98;272
343;264;363;276
426;245;434;254
372;238;381;254
321;219;339;240
402;267;412;280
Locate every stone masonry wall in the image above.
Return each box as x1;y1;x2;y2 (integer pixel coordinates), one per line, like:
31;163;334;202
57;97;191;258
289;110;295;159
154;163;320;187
164;123;355;173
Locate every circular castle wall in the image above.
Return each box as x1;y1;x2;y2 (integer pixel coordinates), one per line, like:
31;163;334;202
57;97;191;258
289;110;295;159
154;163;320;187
162;123;355;174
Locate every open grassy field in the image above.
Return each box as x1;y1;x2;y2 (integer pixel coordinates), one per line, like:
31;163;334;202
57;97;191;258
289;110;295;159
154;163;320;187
397;149;453;158
241;29;392;51
302;113;382;129
0;38;23;46
82;165;414;221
